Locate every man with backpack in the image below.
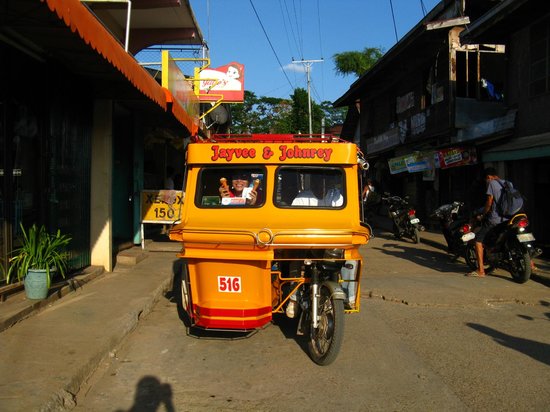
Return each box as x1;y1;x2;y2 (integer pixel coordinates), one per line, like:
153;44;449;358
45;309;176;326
467;167;522;277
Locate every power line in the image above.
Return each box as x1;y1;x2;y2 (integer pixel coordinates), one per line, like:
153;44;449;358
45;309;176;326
292;0;304;59
315;0;325;101
249;0;295;90
316;0;324;59
389;0;399;43
420;0;427;16
281;0;302;61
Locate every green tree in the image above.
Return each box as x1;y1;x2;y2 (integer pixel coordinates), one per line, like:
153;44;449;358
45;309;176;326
319;101;346;128
333;47;384;78
229;89;344;135
291;88;309;134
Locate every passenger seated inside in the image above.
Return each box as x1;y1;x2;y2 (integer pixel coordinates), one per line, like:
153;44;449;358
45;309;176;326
219;172;260;206
291;173;343;207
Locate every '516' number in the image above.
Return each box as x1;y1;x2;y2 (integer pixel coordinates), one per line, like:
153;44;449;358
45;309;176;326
218;276;241;293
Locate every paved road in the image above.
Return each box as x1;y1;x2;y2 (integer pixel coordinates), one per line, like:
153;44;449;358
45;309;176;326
75;228;550;411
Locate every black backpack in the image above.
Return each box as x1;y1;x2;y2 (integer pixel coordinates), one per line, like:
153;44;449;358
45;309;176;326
495;180;524;218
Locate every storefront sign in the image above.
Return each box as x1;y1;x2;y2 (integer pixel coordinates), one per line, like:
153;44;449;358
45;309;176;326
367;128;401;154
141;190;184;223
389;152;433;174
388;156;408;174
405;152;432;173
437;147;477;168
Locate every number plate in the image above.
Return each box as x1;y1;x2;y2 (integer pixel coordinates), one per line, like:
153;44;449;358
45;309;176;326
218;276;242;293
410;218;420;224
517;233;535;242
461;232;475;242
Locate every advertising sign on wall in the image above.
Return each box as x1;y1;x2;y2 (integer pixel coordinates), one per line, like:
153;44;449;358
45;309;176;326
437;147;477;168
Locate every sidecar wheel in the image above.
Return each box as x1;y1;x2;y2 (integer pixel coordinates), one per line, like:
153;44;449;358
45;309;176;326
508;241;531;284
174;260;193;327
306;286;344;366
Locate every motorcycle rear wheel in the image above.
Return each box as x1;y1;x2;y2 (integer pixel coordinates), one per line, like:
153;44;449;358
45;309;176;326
306;285;344;366
508;241;531;284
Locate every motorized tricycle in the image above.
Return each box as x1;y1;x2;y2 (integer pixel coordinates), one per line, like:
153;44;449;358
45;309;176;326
169;134;371;365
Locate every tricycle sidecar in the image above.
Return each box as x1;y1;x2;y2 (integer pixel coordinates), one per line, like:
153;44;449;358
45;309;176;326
169;134;371;365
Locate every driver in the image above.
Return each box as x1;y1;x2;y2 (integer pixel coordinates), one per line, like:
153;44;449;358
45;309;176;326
219;172;259;205
291;175;343;207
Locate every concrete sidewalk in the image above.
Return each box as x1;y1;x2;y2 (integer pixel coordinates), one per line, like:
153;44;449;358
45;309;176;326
0;242;180;411
0;226;547;411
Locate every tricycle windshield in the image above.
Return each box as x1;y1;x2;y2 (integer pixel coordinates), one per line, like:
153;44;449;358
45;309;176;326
195;166;266;207
274;166;345;208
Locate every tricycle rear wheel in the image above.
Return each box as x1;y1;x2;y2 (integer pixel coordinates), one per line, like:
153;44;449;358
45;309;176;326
306;285;344;366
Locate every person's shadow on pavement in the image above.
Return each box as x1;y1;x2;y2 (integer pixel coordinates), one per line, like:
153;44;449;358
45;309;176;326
118;375;175;412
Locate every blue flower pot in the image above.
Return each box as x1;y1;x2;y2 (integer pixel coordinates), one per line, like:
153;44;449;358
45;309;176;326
24;269;49;300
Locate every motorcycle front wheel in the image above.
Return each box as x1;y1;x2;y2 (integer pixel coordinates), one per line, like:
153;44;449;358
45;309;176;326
508;240;531;284
306;285;344;366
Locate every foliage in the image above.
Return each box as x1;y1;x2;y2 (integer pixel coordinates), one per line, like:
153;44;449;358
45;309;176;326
230;89;345;135
6;224;71;286
333;47;385;78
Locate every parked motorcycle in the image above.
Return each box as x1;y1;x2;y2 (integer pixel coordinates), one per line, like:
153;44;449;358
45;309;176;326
464;212;542;283
384;194;424;243
431;201;474;258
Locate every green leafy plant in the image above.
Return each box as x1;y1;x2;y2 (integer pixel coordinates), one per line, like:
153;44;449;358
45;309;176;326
6;224;71;287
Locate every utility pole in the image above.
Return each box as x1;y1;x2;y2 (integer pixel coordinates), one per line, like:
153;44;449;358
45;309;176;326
292;58;323;135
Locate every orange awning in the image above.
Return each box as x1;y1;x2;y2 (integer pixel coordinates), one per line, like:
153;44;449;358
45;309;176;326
42;0;168;109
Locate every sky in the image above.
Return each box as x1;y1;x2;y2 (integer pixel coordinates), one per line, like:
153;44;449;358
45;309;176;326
189;0;441;104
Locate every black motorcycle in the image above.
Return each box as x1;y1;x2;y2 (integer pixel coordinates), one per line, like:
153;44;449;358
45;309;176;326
384;195;424;243
464;213;542;283
431;201;474;259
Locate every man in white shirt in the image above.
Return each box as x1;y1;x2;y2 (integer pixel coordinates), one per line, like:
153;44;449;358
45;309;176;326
291;176;343;207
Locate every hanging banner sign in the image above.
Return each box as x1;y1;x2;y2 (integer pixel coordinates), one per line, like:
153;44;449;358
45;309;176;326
388;156;408;174
437;147;477;169
405;152;432;173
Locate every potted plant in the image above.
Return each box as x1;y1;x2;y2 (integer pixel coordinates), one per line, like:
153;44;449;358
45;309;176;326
6;224;71;300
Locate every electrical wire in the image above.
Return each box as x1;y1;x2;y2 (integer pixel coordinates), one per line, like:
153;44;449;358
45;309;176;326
249;0;295;90
389;0;399;43
281;0;302;61
316;0;325;101
420;0;427;16
292;0;304;59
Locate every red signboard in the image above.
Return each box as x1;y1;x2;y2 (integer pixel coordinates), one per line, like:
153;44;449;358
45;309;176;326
198;62;245;103
437;147;477;168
